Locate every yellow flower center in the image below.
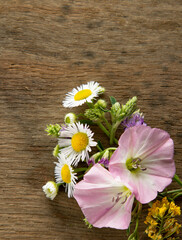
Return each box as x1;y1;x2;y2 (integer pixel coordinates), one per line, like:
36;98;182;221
61;164;71;183
74;89;92;101
71;132;89;152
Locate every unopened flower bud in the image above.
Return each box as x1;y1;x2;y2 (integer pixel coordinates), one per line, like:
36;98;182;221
45;124;61;137
97;87;105;94
111;102;121;112
122;96;137;116
84;108;102;122
42;181;58;200
94;99;107;109
64;113;77;125
53;144;60;157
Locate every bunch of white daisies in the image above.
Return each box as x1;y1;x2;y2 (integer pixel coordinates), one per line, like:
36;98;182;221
43;82;105;198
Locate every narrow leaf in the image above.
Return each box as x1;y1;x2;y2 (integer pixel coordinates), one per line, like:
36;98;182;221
97;140;104;151
110;96;117;105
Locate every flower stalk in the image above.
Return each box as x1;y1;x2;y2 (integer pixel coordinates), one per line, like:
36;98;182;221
173;174;182;187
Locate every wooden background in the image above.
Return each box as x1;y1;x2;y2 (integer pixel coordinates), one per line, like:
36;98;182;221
0;0;182;239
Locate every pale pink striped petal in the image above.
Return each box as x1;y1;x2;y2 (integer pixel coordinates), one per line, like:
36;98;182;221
74;164;134;229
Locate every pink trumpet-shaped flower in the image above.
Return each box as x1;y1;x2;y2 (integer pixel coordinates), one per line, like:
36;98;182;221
109;125;175;204
74;164;134;230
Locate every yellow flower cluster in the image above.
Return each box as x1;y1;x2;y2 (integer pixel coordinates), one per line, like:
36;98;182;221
144;197;181;240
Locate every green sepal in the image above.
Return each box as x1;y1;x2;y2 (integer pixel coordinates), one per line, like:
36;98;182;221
83;218;93;228
110;96;117;105
53;145;60;157
98;106;110;112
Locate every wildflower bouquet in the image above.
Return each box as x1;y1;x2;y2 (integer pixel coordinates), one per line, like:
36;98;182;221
43;82;182;240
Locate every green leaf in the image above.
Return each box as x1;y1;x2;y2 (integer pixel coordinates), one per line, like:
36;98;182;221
110;96;117;105
97;140;104;151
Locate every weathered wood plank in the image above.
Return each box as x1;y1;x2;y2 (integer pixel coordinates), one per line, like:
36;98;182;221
0;0;182;239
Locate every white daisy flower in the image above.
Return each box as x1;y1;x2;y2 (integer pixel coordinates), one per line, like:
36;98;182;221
54;153;77;198
42;181;58;200
63;81;103;108
58;122;97;166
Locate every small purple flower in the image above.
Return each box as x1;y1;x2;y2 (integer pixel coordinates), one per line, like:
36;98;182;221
87;158;95;166
98;158;109;168
121;113;147;130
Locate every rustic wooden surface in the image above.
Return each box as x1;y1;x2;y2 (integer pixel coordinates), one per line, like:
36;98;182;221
0;0;182;239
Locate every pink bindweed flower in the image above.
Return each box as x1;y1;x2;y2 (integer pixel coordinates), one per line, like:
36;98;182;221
109;125;175;204
74;164;134;230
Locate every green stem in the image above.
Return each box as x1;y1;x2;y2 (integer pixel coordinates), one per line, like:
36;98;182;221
97;122;110;137
167;189;182;194
173;174;182;187
110;126;116;145
97;122;118;145
96;121;118;146
77;113;85;118
128;217;139;240
57;182;64;187
77;174;84;179
74;168;87;173
131;201;139;217
106;147;117;151
110;121;120;145
96;144;103;152
102;116;112;131
173;192;182;200
158;217;164;236
86;102;94;108
158;193;173;201
160;188;182;196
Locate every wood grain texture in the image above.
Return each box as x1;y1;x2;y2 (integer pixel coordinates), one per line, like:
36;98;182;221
0;0;182;239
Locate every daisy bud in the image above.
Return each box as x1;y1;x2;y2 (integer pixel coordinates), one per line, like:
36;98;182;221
111;102;121;120
64;113;77;125
84;108;103;122
97;86;105;94
42;181;58;200
53;144;60;157
94;99;107;109
111;102;121;113
45;124;61;137
120;96;137;119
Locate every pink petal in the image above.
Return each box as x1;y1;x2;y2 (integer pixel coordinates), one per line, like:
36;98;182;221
127;172;173;204
129;126;172;159
81;194;134;229
74;164;134;229
109;125;175;204
142;138;175;178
